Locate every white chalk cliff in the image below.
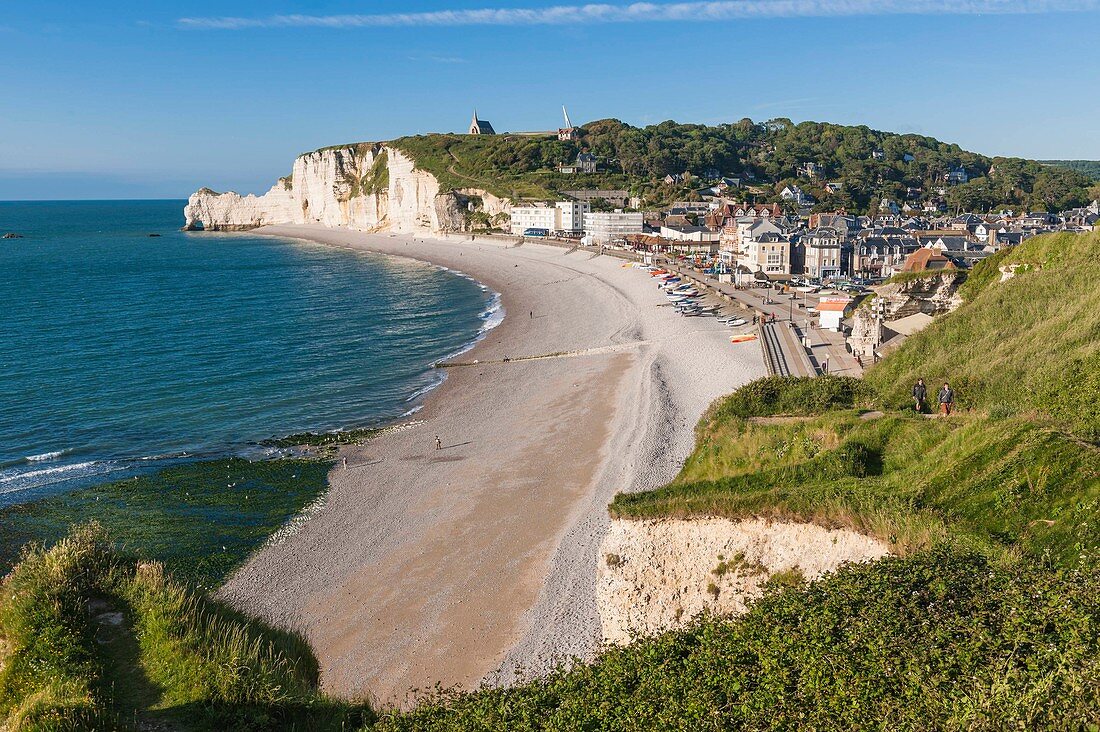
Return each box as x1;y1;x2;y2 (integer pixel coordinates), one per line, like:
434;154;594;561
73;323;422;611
184;144;509;234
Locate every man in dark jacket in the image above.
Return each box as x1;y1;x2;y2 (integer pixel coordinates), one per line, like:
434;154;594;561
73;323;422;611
938;382;955;416
912;379;927;413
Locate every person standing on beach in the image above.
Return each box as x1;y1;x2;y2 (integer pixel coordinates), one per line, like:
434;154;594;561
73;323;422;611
912;378;928;413
938;382;955;416
342;456;348;470
435;436;443;450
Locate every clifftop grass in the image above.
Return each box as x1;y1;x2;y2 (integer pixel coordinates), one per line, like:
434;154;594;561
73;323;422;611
6;530;1099;730
612;405;1099;564
866;230;1100;440
0;525;373;731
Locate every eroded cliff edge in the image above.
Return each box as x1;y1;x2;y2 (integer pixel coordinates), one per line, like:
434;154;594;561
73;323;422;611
183;144;509;234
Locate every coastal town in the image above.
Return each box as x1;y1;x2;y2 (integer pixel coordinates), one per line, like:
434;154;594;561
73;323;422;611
507;185;1100;370
491;108;1098;280
470;109;1100;378
510;191;1100;280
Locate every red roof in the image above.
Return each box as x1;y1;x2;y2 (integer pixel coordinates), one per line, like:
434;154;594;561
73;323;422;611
816;300;851;312
903;248;956;272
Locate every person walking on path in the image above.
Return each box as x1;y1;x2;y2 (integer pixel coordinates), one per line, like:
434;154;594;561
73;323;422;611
912;378;928;413
342;456;348;470
435;435;443;450
938;382;955;416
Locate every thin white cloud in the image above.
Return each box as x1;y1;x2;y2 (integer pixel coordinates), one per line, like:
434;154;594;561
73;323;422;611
178;0;1100;30
408;54;469;63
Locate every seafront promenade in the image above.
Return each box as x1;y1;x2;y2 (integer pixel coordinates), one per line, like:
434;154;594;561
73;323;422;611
652;260;864;378
445;233;863;379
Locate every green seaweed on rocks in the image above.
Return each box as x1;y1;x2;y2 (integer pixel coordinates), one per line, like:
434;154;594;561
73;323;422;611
262;427;383;448
0;457;333;590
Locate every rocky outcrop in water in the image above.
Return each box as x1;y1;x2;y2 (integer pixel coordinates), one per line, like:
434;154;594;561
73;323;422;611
183;144;509;234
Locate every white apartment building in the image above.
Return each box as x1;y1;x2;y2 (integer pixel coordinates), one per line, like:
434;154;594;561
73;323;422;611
555;201;589;233
510;206;557;234
802;227;845;280
737;231;791;277
509;201;591;235
583;211;645;244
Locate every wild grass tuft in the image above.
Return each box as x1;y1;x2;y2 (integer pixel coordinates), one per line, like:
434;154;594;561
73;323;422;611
0;525;373;730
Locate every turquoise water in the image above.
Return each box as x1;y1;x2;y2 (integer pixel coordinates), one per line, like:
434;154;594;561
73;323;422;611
0;201;498;506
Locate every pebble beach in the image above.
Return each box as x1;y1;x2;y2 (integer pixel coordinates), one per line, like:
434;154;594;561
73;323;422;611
218;225;767;707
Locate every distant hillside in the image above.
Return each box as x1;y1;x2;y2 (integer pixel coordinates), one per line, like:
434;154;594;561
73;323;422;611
392;118;1095;213
1041;159;1100;181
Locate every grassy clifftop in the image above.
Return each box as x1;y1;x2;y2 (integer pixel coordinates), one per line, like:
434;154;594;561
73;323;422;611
612;231;1100;565
6;529;1098;730
866;231;1100;441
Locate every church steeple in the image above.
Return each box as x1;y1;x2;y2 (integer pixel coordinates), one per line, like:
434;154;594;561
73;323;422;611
468;109;495;135
558;104;577;141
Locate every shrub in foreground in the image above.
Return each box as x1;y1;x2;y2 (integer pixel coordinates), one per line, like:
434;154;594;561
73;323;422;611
712;375;874;420
378;550;1100;731
0;525;373;731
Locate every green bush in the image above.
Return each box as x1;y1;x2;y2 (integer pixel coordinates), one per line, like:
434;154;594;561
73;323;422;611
712;375;874;419
377;550;1100;730
0;525;116;729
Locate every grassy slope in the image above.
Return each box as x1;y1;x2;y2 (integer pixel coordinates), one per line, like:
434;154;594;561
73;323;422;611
866;231;1100;441
0;526;373;731
613;403;1098;563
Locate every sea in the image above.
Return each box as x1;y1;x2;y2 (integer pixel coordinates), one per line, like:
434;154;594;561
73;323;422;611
0;200;500;508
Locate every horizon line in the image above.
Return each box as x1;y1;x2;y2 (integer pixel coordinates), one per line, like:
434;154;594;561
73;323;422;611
177;0;1100;30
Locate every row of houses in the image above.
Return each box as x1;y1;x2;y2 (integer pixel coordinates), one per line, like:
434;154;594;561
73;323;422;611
508;194;1100;281
711;201;1098;280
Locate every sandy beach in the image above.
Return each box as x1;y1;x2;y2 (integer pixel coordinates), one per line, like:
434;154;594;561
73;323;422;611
218;225;765;707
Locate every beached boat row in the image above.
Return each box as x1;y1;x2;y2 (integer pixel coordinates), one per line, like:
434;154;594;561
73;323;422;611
629;263;757;342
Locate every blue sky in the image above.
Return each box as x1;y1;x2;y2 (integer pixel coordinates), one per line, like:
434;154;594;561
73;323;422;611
1;0;1098;199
